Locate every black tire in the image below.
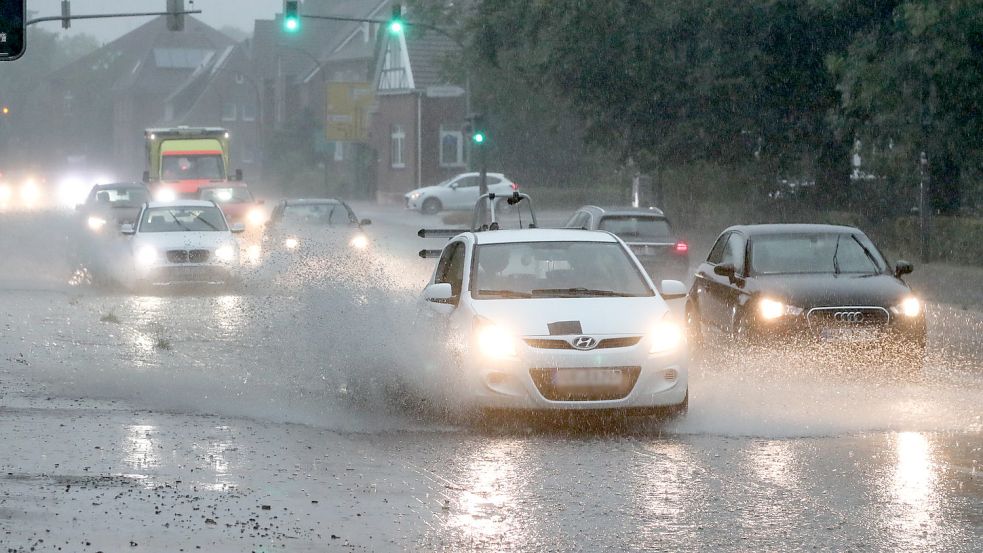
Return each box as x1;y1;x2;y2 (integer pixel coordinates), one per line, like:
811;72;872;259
671;388;689;417
421;197;442;215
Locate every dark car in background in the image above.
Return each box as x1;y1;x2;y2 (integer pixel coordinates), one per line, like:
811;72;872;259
264;199;372;255
198;184;266;229
686;224;926;370
77;182;150;233
564;205;690;283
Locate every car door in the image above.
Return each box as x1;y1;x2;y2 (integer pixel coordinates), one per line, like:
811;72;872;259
703;232;748;331
443;175;481;209
425;241;467;318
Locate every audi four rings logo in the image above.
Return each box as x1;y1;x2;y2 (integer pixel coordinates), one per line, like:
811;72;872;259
833;311;864;323
571;336;598;350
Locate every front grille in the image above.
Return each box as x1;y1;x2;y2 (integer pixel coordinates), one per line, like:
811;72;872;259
166;250;189;263
530;366;641;401
806;307;890;328
523;336;642;350
188;249;210;263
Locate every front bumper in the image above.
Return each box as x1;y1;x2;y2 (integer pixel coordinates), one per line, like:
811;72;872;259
404;195;422;210
134;261;239;284
457;337;689;410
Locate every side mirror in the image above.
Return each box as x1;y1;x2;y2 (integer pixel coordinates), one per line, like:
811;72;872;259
449;182;459;189
230;223;246;233
360;218;372;226
120;223;135;235
235;169;244;181
142;170;150;183
713;263;737;280
423;282;455;304
895;260;913;277
660;279;688;300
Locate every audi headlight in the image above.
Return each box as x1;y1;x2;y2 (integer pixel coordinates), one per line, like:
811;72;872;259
284;237;299;249
475;320;517;359
247;207;266;226
135;246;158;267
758;298;803;320
891;296;922;318
649;319;685;354
155;188;176;202
214;244;236;262
349;234;369;250
87;216;107;231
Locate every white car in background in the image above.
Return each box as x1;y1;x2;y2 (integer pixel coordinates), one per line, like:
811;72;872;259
405;172;518;214
122;200;243;287
419;228;690;416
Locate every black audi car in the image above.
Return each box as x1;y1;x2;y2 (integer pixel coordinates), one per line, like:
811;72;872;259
686;224;926;366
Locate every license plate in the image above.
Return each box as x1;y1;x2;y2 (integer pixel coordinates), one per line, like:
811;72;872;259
553;369;626;388
820;328;878;342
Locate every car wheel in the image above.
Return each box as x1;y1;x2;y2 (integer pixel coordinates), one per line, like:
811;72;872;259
421;197;442;215
672;388;689;417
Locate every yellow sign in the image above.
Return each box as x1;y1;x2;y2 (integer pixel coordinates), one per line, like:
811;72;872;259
326;82;374;142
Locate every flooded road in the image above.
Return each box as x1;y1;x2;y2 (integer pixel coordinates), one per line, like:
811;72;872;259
1;206;981;551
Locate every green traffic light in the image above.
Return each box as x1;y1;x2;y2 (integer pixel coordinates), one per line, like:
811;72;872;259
473;132;485;144
389;20;403;34
284;17;299;32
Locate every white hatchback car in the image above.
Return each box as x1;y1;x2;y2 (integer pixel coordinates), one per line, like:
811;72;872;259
419;228;690;415
122;200;243;287
405;172;517;214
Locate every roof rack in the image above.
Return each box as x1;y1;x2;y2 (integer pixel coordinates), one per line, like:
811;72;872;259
417;192;539;258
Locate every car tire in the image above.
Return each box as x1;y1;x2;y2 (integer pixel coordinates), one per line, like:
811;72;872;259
421;197;442;215
672;388;689;417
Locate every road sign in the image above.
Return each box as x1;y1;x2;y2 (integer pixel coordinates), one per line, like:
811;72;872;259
0;0;26;60
325;82;374;142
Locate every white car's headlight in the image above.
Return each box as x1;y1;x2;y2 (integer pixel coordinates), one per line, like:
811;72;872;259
649;319;685;354
0;184;11;203
349;234;369;250
284;237;299;249
155;188;176;202
135;246;158;266
757;298;803;320
87;216;107;231
247;207;266;226
409;192;421;200
475;320;517;359
891;296;921;317
214;245;236;262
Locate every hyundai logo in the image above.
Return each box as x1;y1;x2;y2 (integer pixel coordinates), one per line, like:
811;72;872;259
833;311;864;323
571;336;598;350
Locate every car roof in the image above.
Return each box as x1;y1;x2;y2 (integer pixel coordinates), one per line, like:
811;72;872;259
281;198;344;206
93;182;147;190
145;200;217;208
472;228;619;245
578;205;666;218
725;223;864;236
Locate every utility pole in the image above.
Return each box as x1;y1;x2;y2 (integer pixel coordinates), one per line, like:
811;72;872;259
918;151;930;262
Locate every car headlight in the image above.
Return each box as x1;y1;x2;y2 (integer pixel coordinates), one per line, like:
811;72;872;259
284;237;299;249
649;319;685;354
247;207;266;226
0;184;11;203
758;298;803;320
155;188;176;202
87;216;107;231
891;296;922;318
349;234;369;250
409;192;421;200
20;181;41;205
214;244;236;262
135;246;158;266
475;319;517;359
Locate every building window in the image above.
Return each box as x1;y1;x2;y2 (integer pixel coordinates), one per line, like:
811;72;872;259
391;125;405;168
334;142;344;162
439;126;465;167
241;103;256;121
222;102;237;121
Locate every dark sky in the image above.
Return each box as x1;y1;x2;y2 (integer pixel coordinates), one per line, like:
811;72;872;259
28;0;283;42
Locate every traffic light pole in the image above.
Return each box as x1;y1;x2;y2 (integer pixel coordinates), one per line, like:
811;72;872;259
25;10;200;27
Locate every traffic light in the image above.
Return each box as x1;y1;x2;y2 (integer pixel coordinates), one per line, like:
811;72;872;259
283;0;300;33
61;1;71;30
472;130;485;144
388;3;404;34
1;106;9;115
166;0;185;32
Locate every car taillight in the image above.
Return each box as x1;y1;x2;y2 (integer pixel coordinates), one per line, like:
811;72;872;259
510;182;519;190
674;241;689;253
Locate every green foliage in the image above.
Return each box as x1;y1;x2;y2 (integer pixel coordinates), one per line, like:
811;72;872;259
891;216;983;265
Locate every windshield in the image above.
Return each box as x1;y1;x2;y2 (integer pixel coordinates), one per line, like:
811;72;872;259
200;187;253;204
90;186;148;207
750;233;886;275
471;241;653;299
161;154;225;180
139;206;228;232
280;203;354;226
599;216;672;242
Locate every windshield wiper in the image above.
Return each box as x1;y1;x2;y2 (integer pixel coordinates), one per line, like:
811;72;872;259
832;235;841;275
166;210;192;232
193;212;221;231
477;289;532;298
850;235;882;274
531;287;633;297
